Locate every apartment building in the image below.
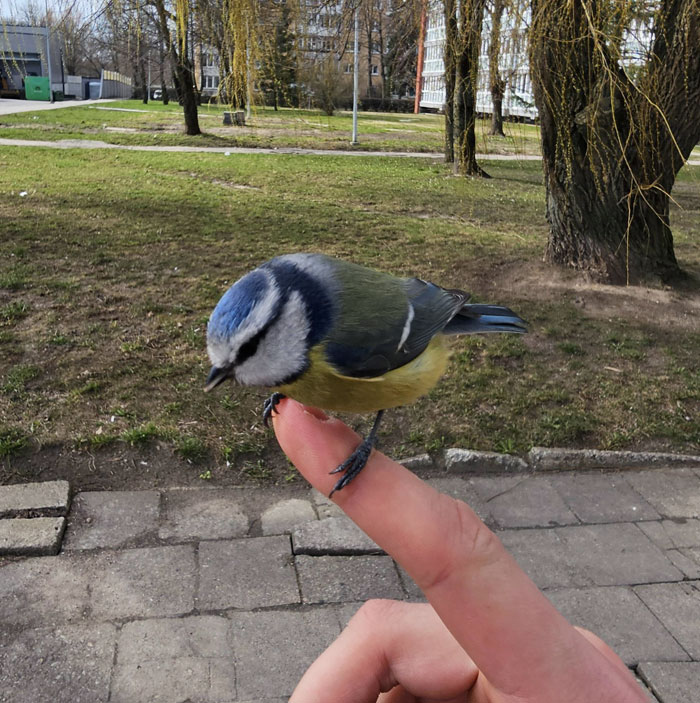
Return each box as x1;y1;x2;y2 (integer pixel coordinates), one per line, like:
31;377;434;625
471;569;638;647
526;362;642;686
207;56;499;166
418;1;535;119
417;3;654;120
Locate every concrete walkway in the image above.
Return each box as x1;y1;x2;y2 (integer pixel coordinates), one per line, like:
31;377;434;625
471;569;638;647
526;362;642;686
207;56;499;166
0;98;118;116
2;136;699;166
2;464;700;702
0;135;544;160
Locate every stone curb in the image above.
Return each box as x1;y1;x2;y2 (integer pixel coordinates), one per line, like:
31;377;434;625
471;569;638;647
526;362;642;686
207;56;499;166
1;446;699;557
398;447;700;474
0;481;71;556
0;480;71;519
0;517;66;556
527;448;700;472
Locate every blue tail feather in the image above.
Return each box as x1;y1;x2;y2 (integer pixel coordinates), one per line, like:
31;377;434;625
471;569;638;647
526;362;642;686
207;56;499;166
443;304;527;335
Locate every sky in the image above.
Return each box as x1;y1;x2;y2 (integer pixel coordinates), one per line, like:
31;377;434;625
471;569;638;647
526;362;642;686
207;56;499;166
0;0;99;23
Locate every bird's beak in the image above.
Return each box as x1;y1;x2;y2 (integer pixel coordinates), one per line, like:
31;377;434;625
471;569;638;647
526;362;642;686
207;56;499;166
204;365;233;392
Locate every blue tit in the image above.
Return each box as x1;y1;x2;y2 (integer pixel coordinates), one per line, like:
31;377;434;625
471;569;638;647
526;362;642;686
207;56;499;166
205;253;527;495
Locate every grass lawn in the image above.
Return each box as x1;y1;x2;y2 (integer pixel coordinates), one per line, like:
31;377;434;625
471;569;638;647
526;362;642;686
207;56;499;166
1;145;698;489
0;100;542;154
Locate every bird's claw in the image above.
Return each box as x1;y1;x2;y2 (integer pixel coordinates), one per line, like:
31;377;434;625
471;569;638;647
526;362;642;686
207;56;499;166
329;440;373;497
262;393;285;428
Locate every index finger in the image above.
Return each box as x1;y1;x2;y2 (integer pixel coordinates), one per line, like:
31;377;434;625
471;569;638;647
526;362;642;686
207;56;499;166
273;399;637;700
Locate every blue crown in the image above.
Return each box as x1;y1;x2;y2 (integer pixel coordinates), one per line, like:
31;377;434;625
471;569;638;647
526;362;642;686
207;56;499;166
208;270;269;339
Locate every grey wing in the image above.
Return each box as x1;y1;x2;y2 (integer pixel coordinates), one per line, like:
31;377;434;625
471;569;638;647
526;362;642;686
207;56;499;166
399;278;470;355
325;278;467;378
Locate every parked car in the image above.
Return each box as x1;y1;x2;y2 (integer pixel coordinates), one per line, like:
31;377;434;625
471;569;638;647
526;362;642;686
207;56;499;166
152;88;162;100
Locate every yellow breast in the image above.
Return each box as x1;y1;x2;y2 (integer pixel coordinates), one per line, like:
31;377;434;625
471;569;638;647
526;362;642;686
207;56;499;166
276;336;450;413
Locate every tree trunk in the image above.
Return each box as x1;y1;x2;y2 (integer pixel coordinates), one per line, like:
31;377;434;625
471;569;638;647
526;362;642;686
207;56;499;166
366;8;374;98
488;0;505;136
529;0;699;284
140;55;148;104
378;19;386;100
489;78;504;135
443;0;457;163
544;166;678;283
159;39;168;104
454;0;488;177
177;59;201;135
172;65;182;103
152;0;200;135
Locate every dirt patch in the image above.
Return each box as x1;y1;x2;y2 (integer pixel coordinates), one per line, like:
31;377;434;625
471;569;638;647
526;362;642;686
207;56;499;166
0;439;294;491
468;258;700;332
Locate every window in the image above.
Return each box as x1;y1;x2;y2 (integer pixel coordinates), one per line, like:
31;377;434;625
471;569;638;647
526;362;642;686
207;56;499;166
371;65;379;75
344;63;353;74
203;75;219;89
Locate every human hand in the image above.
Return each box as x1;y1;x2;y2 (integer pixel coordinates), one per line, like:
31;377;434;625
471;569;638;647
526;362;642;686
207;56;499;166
272;399;647;703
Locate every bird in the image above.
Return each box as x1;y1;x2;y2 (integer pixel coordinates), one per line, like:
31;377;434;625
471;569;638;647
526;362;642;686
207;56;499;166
205;253;527;495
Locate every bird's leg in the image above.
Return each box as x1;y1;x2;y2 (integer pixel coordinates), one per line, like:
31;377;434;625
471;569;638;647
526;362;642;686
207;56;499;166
329;410;385;497
262;392;286;427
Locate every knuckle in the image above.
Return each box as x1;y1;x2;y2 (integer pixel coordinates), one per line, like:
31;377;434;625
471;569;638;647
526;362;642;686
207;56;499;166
421;494;503;593
354;598;402;624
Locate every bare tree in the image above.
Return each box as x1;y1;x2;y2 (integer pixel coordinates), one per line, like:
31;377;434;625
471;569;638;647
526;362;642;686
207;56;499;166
150;0;201;135
453;0;488;176
362;0;376;97
384;0;421;99
529;0;700;283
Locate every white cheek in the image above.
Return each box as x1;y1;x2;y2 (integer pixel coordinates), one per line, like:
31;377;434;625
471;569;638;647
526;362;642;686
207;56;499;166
207;337;231;369
235;291;310;386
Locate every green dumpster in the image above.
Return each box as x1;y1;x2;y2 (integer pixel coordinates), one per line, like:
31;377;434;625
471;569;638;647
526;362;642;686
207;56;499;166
25;76;51;101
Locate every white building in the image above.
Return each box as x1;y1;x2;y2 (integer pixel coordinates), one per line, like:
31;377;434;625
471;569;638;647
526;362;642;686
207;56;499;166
198;48;220;98
418;4;655;120
419;1;536;120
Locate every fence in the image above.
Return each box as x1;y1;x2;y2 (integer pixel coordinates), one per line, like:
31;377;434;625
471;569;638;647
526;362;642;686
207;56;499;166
99;69;132;99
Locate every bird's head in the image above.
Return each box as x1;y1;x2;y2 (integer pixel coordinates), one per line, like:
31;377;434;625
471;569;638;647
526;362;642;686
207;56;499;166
205;259;332;391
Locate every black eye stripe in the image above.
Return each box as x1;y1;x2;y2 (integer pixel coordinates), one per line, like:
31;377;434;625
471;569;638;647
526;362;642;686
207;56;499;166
236;328;265;365
234;300;285;367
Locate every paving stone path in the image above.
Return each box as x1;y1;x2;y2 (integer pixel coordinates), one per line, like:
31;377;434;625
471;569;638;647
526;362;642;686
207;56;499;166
2;466;700;702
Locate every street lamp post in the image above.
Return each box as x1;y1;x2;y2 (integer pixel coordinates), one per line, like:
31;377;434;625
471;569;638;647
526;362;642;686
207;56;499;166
44;26;53;102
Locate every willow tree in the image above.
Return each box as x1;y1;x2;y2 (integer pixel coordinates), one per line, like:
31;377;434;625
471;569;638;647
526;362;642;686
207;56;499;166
219;0;257;109
201;0;289;111
529;0;700;284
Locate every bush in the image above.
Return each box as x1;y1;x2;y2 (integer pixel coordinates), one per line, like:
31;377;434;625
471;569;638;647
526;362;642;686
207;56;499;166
359;97;414;113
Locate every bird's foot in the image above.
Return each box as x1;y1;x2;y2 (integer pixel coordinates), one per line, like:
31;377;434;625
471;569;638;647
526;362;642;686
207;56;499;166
328;410;385;498
329;438;375;497
262;393;286;428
